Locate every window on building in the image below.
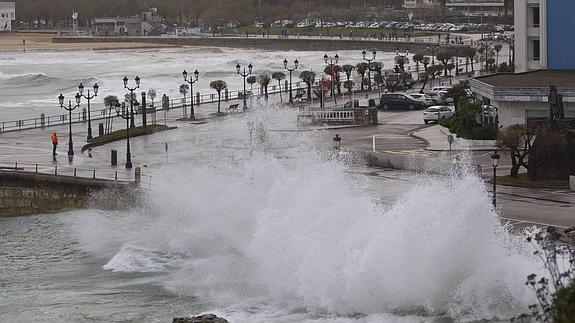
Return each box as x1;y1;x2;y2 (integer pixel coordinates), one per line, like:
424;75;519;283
531;6;540;27
532;39;540;61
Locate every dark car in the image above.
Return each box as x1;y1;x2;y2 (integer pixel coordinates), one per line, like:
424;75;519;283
343;99;376;110
379;93;426;110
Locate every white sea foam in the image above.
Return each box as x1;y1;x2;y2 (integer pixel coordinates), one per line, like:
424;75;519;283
67;107;539;322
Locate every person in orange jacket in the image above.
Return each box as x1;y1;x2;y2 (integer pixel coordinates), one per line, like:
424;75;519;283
51;132;58;156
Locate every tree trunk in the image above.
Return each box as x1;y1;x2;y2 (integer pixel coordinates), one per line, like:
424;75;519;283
277;81;282;102
360;74;365;90
306;82;311;100
217;92;221;113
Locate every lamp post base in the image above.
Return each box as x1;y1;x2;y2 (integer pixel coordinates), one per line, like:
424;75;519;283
126;161;133;169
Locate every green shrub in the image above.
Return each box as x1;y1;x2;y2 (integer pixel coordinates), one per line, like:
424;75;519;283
441;101;498;140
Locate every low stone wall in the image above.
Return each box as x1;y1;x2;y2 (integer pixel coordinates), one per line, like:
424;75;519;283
53;36;432;52
0;170;138;217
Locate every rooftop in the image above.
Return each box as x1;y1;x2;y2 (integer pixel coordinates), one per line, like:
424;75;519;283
0;2;15;10
474;70;575;89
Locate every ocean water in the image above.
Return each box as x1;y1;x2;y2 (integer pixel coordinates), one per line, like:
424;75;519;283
0;47;401;122
0;106;540;322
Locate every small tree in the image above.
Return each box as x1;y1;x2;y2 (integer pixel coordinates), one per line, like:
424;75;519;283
341;64;355;95
412;53;424;80
394;54;409;72
497;125;536;178
299;70;315;101
247;75;257;93
444;80;470;110
461;46;477;73
418;56;430;93
436;48;455;76
271;72;285;102
355;62;369;90
147;89;156;108
257;74;271;100
210;80;227;114
180;83;189;117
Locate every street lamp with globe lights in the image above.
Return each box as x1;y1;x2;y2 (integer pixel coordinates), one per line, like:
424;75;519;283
283;58;298;104
123;76;140;128
58;92;81;159
78;82;99;140
182;69;199;120
362;49;376;90
236;63;253;111
115;102;133;169
491;150;500;208
427;45;439;66
323;53;339;105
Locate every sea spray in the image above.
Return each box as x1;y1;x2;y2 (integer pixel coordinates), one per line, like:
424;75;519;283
69;107;539;322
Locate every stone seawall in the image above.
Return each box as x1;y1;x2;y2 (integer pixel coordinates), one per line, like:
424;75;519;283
53;36;432;52
0;170;138;217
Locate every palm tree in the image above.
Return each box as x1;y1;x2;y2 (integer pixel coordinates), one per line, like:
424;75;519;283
180;83;189;118
247;75;257;93
257;74;271;100
494;44;503;66
210;80;227;114
271;72;286;102
299;70;315;101
355;62;369;90
104;95;119;134
412;53;424;80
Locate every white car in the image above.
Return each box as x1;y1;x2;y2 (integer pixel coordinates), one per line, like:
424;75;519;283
430;86;451;94
406;93;435;106
423;106;455;124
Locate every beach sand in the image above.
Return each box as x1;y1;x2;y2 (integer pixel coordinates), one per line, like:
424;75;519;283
0;32;178;51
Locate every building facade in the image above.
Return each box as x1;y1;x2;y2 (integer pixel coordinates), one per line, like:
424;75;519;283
0;2;15;32
469;0;575;129
445;0;507;17
515;0;575;72
403;0;435;9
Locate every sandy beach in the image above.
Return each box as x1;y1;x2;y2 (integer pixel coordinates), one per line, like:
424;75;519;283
0;32;179;51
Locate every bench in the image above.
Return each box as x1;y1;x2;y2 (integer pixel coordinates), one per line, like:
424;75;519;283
226;104;239;113
294;92;305;102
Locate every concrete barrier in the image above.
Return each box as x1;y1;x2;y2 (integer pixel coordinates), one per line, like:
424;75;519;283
570;175;575;192
0;170;139;217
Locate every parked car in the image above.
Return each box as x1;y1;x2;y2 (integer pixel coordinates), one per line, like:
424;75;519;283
405;93;436;106
429;86;451;94
379;93;426;110
423;105;455;124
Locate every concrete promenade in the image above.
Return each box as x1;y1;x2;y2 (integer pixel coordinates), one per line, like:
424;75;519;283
1;84;573;229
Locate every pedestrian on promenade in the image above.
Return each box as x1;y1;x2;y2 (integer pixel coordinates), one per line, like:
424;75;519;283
51;132;58;156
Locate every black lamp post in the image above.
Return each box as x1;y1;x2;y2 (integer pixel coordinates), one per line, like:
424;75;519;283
123;76;140;128
333;134;342;150
283;58;298;104
344;67;353;100
362;49;376;90
115;103;133;169
182;69;199;120
323;53;339;105
395;48;410;72
427;45;439;66
58;93;81;158
78;82;99;140
491;150;500;208
236;63;253;111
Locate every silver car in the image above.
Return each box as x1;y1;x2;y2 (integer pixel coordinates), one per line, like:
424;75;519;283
406;93;435;106
423;106;455;124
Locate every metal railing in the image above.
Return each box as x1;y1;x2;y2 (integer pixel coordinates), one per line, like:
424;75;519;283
0;58;474;133
0;161;143;183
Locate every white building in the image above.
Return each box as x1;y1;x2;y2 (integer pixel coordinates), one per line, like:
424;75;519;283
446;0;507;17
0;2;15;32
514;0;546;72
403;0;435;9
